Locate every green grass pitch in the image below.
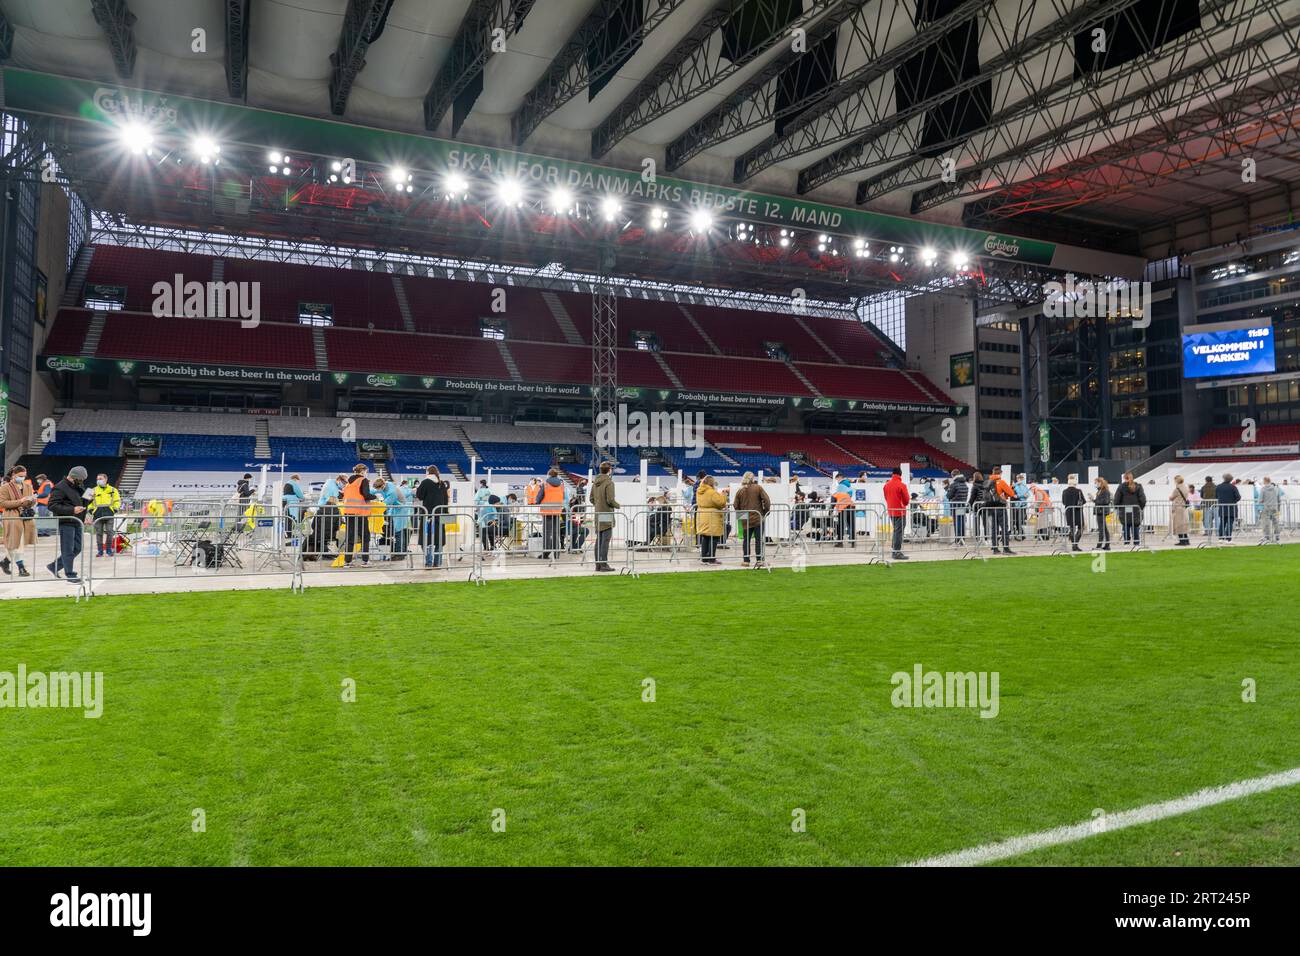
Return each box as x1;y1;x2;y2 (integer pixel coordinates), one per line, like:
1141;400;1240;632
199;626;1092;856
2;547;1298;866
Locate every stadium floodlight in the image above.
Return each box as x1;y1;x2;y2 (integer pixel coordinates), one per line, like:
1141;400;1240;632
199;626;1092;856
443;172;468;200
119;123;154;156
921;247;938;266
779;236;791;248
331;161;342;172
951;250;969;270
648;206;668;230
270;165;279;174
191;136;220;164
497;179;524;207
390;167;415;193
549;186;574;214
600;196;621;222
689;208;713;233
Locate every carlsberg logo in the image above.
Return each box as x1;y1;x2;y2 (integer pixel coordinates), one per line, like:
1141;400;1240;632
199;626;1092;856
93;86;178;127
46;357;87;372
366;374;399;388
983;235;1021;258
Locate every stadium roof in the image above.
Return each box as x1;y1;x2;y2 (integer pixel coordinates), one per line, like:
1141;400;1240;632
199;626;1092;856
2;0;1296;294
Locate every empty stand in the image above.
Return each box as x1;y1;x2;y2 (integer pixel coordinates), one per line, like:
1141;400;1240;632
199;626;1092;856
797;314;897;366
97;313;316;368
221;258;402;330
796;364;938;404
689;304;834;362
324;330;509;378
85;245;214;312
664;353;812;396
43;310;93;354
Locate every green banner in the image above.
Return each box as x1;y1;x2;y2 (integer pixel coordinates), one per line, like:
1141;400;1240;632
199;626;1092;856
40;355;966;415
0;67;1138;273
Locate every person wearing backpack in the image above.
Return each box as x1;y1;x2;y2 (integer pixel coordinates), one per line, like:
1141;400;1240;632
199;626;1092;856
985;467;1016;554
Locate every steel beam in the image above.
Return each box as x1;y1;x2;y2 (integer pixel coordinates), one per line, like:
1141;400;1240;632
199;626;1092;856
328;0;394;117
592;0;841;160
731;0;995;183
513;0;690;147
796;0;1138;194
424;0;532;135
224;0;252;100
90;0;138;79
663;0;871;171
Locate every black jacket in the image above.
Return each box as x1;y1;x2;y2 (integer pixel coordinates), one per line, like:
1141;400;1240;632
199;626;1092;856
947;476;968;503
1062;485;1086;510
415;476;449;515
967;480;986;507
1112;482;1146;509
1215;481;1241;506
47;478;85;518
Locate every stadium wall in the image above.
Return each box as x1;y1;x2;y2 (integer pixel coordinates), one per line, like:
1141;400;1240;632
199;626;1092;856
904;292;979;469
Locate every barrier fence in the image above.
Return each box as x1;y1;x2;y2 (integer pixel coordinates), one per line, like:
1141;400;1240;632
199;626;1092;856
3;496;1297;598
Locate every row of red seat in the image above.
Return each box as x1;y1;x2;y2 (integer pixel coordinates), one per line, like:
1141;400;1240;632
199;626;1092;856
707;430;973;472
79;244;901;366
1193;425;1300;448
43;307;957;405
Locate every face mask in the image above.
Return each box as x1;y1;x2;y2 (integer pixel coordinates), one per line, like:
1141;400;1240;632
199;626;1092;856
97;479;106;487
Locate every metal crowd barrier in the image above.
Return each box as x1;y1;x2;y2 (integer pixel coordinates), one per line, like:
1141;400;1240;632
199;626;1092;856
6;488;1298;599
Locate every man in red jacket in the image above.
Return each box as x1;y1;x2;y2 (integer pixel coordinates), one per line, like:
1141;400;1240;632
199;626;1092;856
883;468;911;560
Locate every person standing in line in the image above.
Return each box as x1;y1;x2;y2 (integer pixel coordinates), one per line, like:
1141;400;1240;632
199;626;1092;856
1012;473;1031;540
830;478;854;547
1092;477;1112;551
381;477;410;556
1215;473;1241;541
966;470;986;547
985;467;1016;554
947;470;969;544
33;474;53;536
538;468;568;559
1258;476;1282;544
1199;476;1217;536
46;466;89;582
733;471;771;568
883;468;911;560
1169;475;1191;546
90;473;122;558
416;465;450;568
1061;475;1086;551
694;475;727;565
0;465;38;576
236;473;254;503
340;463;376;566
1112;471;1146;546
590;461;620;572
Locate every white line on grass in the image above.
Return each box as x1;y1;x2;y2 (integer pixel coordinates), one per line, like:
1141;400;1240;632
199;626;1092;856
905;765;1300;867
